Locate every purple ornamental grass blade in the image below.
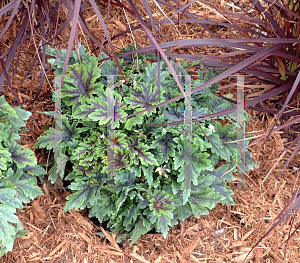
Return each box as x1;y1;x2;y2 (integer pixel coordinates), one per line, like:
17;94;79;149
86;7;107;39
126;0;193;112
249;0;286;38
171;0;217;37
0;0;22;42
142;0;156;37
17;55;40;95
103;18;269;45
89;0;127;83
0;4;30;93
126;0;158;47
103;39;299;66
30;0;47;104
141;81;299;127
116;43;283;125
110;48;286;84
140;0;172;49
61;0;81;84
213;91;300;117
263;71;300;147
243;188;300;263
0;49;23;108
0;0;17;16
261;136;300;185
275;52;300;64
154;0;218;38
78;9;109;56
42;0;52;38
264;0;300;20
276;137;300;180
42;10;72;46
249;116;300;147
283;210;300;257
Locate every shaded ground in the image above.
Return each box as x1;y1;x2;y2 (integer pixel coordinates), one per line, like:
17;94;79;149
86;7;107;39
1;1;300;262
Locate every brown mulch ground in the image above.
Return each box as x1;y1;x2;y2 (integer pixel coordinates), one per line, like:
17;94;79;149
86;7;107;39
1;1;300;262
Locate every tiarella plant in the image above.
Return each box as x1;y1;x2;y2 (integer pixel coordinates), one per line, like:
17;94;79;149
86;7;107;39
0;96;46;257
34;43;257;244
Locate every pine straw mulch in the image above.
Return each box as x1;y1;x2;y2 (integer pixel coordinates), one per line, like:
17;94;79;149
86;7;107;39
1;0;300;262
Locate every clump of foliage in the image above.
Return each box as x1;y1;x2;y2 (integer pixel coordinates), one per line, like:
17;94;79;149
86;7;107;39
34;44;257;245
0;96;46;257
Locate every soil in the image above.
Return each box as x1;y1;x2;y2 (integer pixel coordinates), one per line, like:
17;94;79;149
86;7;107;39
1;1;300;262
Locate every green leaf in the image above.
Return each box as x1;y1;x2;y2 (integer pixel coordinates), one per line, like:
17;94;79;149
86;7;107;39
10;170;43;203
212;178;235;206
127;137;159;166
5;107;32;130
88;191;116;222
54;154;69;180
0;205;20;251
33;128;66;151
129;218;151;246
141;165;155;187
74;93;127;128
188;185;222;218
124;113;145;130
64;180;98;212
151;131;176;163
4;140;36;170
124;82;165;115
123;201;140;231
23;164;47;177
62;56;104;113
149;212;173;239
172;192;192;222
162;102;186;123
0;96;18;119
45;42;90;75
0;188;22;209
14;222;28;239
0;95;44;257
0;146;12;170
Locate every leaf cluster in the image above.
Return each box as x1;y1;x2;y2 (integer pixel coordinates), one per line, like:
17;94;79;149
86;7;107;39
0;96;46;257
34;44;258;245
